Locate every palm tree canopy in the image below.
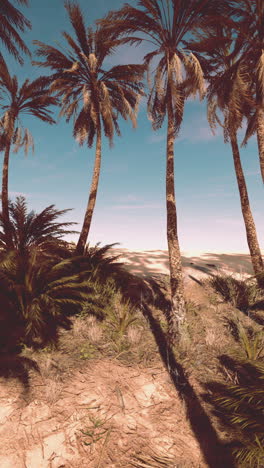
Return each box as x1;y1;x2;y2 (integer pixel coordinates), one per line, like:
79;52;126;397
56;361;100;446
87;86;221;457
228;1;264;146
186;24;254;141
33;1;146;148
0;58;58;153
99;0;235;136
0;0;31;64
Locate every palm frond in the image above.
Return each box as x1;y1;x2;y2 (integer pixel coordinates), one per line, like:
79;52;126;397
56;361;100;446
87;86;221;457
33;7;145;149
0;196;77;254
0;1;31;64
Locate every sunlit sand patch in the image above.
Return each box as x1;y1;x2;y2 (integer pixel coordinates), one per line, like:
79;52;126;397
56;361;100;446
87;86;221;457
109;247;259;281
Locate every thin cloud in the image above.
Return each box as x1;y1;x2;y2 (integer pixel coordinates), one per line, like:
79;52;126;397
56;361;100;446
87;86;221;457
114;194;140;202
244;169;261;177
178;120;221;143
110;203;162;210
215;217;242;227
10;191;30;198
147;133;166;144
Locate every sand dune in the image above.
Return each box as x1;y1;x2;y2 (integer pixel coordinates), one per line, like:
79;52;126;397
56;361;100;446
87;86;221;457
110;248;260;281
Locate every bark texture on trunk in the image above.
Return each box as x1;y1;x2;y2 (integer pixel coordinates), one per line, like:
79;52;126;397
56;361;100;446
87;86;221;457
230;131;264;286
256;104;264;184
1;112;15;227
76;123;102;255
166;90;186;343
1;140;11;224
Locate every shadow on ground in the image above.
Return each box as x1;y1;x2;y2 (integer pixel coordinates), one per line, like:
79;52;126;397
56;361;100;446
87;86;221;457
0;354;40;400
139;275;236;468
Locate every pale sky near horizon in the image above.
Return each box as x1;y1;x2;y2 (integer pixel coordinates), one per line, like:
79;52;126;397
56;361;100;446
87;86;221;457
2;0;263;253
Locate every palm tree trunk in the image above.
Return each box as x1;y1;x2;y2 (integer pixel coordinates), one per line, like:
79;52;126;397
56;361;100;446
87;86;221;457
1;139;11;224
230;131;264;287
256;107;264;183
166;92;186;344
76;122;102;255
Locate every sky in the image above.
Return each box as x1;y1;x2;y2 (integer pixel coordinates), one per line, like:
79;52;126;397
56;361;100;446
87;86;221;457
2;0;263;253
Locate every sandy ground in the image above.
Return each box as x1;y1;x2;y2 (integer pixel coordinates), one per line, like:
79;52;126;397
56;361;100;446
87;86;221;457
110;248;259;281
0;248;262;467
0;358;206;468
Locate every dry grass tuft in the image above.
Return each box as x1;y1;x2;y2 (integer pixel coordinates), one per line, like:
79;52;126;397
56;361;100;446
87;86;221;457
126;326;143;345
44;378;64;405
130;449;180;467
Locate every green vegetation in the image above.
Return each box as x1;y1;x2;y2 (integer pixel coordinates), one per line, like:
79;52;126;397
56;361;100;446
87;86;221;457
205;358;264;467
205;274;262;312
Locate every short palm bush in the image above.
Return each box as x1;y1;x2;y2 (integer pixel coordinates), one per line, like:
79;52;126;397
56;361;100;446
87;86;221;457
0;195;76;257
206;274;261;312
0;198;123;351
0;197;157;352
0;248;100;350
205;358;264;467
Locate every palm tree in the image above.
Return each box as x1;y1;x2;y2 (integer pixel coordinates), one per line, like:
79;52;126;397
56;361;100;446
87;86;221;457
188;26;264;287
33;1;145;255
0;0;31;64
0;59;57;234
0;243;98;350
0;197;147;350
0;195;77;255
99;0;233;342
232;1;264;183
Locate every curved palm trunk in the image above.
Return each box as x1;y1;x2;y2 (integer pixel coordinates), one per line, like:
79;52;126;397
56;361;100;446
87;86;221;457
1;139;11;223
76;123;102;255
230;131;264;287
1;114;15;248
256;107;264;183
166;95;186;343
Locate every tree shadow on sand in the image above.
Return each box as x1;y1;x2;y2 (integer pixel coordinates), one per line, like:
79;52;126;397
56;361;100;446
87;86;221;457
0;315;71;398
136;276;236;468
0;353;40;401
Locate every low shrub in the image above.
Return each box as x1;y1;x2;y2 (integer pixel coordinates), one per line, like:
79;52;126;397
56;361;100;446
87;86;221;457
206;274;260;312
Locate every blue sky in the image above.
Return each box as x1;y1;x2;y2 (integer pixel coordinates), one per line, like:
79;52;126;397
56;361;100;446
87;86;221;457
2;0;263;252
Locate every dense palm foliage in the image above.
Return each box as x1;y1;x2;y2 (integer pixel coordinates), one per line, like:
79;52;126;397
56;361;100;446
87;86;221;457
0;197;158;352
186;25;264;287
0;0;31;64
234;0;264;183
33;1;145;255
0;197;79;350
0;196;77;254
0;198;121;351
99;0;233;341
0;59;57;229
205;358;264;467
0;249;96;350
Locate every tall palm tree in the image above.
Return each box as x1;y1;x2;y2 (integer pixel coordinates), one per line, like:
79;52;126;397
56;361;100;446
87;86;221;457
33;1;145;255
233;0;264;183
0;59;57;234
100;0;233;341
0;0;31;64
188;26;264;287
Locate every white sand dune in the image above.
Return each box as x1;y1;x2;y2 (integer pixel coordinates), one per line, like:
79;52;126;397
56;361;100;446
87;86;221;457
110;248;261;282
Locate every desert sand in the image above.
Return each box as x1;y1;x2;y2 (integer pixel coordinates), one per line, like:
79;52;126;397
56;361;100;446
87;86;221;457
110;248;259;281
